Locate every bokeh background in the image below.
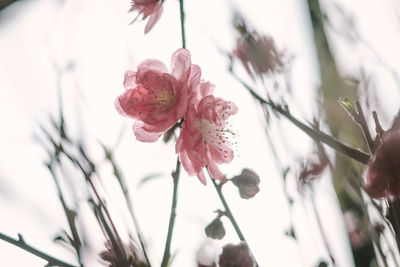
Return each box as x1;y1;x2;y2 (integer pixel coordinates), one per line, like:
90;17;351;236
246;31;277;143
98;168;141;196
1;0;400;266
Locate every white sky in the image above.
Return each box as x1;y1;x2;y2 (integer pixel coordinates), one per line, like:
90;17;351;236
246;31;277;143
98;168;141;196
0;0;400;266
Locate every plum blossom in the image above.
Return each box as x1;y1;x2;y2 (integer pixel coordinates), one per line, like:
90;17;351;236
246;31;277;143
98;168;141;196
115;48;201;142
176;95;238;184
364;127;400;198
130;0;163;33
233;16;288;80
234;32;287;80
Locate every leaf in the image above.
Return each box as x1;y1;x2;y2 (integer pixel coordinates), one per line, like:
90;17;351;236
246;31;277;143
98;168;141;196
136;173;164;189
338;97;357;120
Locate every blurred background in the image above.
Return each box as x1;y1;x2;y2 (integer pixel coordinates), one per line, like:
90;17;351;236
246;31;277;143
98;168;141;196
1;0;400;266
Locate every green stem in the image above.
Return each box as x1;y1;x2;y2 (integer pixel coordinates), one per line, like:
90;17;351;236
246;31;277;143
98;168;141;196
211;179;245;241
230;70;370;165
161;158;181;267
178;0;186;49
0;232;78;267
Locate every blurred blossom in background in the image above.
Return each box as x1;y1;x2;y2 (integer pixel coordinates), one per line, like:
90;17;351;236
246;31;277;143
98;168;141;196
1;0;400;266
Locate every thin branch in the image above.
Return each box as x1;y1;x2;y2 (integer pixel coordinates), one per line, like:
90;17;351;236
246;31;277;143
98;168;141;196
161;158;181;267
355;101;374;151
211;179;245;241
230;70;370;164
178;0;186;49
0;232;78;267
102;145;151;266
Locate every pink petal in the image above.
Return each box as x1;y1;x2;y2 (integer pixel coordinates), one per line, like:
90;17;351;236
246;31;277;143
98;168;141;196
145;5;163;33
197;170;207;185
132;121;163;142
123;70;137;90
170;48;191;81
137;59;168;75
207;163;225;181
139;4;157;19
178;150;197;176
188;64;201;88
135;0;159;4
199;81;214;98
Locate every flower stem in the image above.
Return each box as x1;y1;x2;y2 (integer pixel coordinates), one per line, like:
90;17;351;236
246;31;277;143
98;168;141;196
178;0;186;49
230;70;371;165
211;179;245;240
161;158;181;267
0;232;78;267
211;179;260;266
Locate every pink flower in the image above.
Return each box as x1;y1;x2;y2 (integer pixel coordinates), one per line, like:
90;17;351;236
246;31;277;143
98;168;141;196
130;0;163;33
116;48;201;142
364;128;400;198
176;95;238;184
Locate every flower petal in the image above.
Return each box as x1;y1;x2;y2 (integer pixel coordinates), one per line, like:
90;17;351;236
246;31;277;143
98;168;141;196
207;163;226;182
137;59;168;75
132;121;163;142
144;5;163;33
123;70;137;90
170;48;191;81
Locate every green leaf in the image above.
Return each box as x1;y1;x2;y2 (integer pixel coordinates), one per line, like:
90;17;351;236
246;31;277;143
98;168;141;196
338;97;357;120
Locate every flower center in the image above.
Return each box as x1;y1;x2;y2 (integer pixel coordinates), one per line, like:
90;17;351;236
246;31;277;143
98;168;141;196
155;88;176;111
199;119;234;145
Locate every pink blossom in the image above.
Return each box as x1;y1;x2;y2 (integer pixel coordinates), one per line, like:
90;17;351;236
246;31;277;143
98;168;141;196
233;31;287;80
115;48;201;142
130;0;163;33
364;128;400;198
176;95;238;184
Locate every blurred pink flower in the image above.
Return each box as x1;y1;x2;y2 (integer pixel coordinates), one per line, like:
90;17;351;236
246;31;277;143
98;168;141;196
233;31;287;80
130;0;163;33
116;48;201;142
364;128;400;198
176;95;237;184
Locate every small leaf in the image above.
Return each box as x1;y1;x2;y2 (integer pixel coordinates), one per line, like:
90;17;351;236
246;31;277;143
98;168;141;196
338;97;357;120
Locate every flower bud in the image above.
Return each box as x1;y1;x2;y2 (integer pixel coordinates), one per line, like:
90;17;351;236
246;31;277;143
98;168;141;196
219;242;255;267
205;217;225;240
231;169;260;199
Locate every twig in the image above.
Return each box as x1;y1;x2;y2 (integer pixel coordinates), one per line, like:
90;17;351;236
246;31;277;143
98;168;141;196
354;101;374;151
211;178;245;241
102;145;151;266
0;232;78;267
230;70;371;164
161;158;181;267
179;0;186;49
210;178;260;266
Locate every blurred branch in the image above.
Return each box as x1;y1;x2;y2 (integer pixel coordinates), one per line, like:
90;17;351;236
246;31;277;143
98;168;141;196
0;232;78;267
101;144;151;266
0;0;19;11
230;70;370;164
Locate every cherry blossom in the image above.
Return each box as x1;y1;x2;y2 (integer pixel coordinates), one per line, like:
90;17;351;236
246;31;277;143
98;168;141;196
115;48;201;142
176;95;237;184
130;0;163;33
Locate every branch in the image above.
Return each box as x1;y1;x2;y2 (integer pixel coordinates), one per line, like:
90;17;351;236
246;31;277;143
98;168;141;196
230;71;370;164
0;232;78;267
161;158;181;267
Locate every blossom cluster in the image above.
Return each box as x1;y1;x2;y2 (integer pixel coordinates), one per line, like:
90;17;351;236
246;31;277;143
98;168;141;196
115;49;237;184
